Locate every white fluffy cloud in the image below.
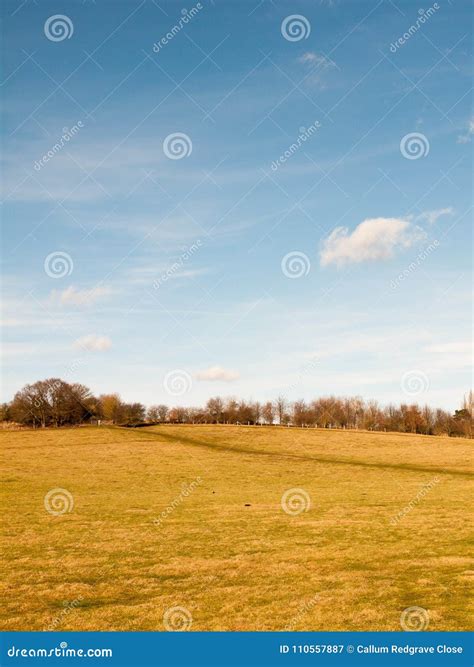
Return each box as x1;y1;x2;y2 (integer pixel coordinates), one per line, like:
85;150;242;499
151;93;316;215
320;217;425;268
52;286;111;306
74;334;112;351
196;366;240;382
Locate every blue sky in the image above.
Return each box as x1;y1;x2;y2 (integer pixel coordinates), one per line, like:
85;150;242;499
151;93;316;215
1;0;472;410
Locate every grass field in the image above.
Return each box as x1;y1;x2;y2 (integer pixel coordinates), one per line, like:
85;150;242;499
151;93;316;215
1;424;473;631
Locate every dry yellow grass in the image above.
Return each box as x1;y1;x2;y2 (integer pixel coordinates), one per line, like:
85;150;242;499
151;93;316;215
1;424;472;631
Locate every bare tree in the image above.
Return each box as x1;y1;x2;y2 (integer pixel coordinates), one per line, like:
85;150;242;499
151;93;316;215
206;397;224;423
10;379;94;427
261;401;274;425
274;396;287;425
223;398;238;424
157;404;169;422
147;406;160;422
147;405;169;422
6;378;473;438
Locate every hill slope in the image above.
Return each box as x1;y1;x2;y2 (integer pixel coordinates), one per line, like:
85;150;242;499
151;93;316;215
1;424;472;631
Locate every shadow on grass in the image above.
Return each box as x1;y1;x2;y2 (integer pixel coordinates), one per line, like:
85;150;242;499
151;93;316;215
122;426;473;479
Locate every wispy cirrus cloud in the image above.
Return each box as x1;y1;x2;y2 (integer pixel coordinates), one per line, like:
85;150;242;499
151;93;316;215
297;52;334;67
416;207;454;225
320;217;425;268
297;51;337;89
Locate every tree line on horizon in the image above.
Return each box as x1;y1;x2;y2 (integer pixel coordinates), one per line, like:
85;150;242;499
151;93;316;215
2;378;472;438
